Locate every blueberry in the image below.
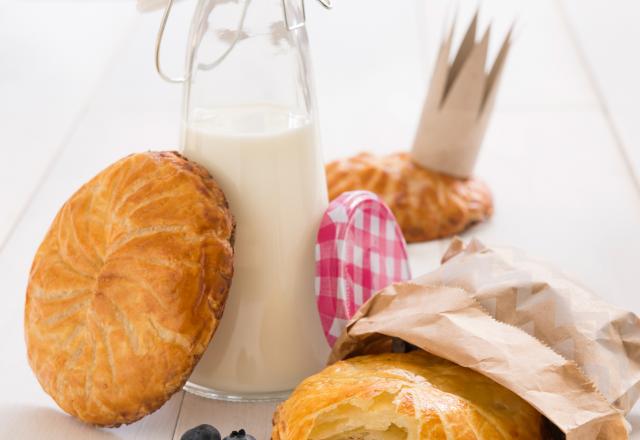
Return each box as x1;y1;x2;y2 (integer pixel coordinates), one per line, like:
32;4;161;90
181;424;221;440
223;429;256;440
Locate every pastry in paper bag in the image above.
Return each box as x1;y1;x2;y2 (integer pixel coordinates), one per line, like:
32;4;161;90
330;239;639;439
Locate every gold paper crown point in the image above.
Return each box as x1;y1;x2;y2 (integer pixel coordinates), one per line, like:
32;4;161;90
411;12;513;179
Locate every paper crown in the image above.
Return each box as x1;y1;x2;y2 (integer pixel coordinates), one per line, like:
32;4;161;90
411;13;512;178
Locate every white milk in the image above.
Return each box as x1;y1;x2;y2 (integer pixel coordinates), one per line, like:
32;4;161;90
183;104;329;396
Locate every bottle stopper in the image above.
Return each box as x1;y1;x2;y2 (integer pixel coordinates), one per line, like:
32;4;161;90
315;191;411;346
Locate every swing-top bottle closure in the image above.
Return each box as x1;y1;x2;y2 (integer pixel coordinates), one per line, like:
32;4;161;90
155;0;332;84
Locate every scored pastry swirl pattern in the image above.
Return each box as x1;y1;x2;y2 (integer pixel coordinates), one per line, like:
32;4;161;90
24;152;235;426
326;152;493;243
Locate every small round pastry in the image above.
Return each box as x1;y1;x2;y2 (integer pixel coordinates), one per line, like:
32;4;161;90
24;151;235;427
326;152;493;243
272;351;543;439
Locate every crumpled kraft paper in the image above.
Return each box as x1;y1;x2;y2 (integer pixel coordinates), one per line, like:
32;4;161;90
330;239;638;439
411;14;511;179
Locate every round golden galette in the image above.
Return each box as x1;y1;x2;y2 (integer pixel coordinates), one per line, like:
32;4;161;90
272;351;543;440
24;151;235;426
326;152;493;243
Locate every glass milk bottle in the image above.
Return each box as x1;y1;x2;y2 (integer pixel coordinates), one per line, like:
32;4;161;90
155;0;331;400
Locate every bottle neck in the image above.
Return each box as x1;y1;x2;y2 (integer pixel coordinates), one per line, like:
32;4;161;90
191;0;305;39
182;0;317;132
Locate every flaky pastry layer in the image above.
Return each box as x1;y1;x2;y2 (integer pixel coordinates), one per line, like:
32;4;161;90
273;351;542;440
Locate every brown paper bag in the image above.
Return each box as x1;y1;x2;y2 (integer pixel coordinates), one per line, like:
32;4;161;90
330;239;639;439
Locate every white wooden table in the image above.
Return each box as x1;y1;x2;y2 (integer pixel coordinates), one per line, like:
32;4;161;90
1;0;639;438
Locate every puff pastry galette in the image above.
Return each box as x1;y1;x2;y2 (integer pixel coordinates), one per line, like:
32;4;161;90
326;153;493;243
24;151;235;426
272;351;542;440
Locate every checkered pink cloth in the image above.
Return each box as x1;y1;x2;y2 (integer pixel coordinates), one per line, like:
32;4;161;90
315;191;411;346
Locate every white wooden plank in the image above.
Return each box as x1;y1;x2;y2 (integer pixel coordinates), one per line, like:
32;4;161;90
407;240;449;277
0;392;184;440
559;0;640;185
633;412;640;440
307;0;600;165
0;1;137;249
472;109;640;312
306;0;429;161
0;5;187;440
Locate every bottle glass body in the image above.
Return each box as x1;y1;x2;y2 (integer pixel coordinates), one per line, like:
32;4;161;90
180;0;329;400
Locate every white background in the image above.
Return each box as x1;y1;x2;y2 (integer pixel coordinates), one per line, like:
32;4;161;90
1;0;639;438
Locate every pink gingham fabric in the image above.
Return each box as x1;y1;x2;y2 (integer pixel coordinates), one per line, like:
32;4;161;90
315;191;411;346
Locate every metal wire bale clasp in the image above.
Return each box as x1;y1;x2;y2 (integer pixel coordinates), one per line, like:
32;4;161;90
155;0;333;84
283;0;332;31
